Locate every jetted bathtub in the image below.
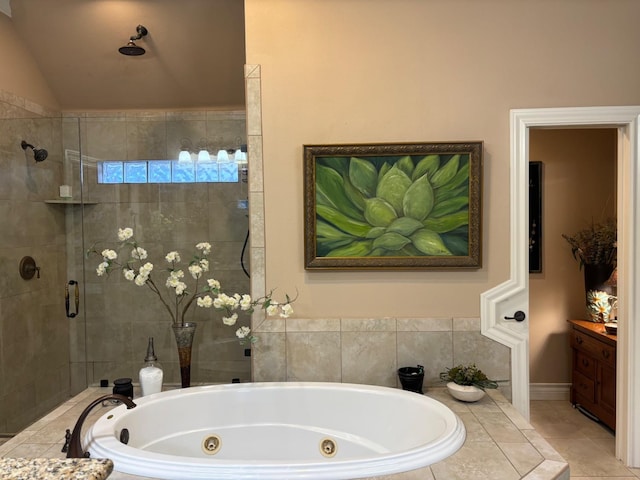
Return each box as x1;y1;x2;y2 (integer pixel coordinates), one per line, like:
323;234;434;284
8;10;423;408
87;382;465;479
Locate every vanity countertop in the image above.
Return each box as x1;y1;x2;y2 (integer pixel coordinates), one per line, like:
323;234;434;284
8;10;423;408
0;457;112;479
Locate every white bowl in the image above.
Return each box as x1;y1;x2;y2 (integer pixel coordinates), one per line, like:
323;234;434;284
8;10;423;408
446;382;486;402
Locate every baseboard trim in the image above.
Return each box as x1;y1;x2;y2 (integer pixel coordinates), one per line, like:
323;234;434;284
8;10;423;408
530;383;571;401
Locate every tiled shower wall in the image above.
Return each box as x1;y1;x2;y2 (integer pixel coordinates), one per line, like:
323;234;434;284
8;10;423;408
0;91;67;433
0;98;253;432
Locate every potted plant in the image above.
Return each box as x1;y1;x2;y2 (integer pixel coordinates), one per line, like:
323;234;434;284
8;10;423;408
562;219;617;321
439;364;498;402
562;218;617;270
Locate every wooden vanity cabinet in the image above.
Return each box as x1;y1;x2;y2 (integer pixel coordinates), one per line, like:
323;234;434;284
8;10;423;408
568;319;617;431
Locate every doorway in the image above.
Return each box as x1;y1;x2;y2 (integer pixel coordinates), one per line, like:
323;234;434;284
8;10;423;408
480;106;640;468
528;128;617;399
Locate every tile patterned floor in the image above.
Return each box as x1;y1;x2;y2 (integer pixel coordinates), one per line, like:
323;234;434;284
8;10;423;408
529;400;640;479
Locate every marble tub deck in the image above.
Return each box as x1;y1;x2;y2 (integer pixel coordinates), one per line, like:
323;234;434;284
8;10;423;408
0;386;569;480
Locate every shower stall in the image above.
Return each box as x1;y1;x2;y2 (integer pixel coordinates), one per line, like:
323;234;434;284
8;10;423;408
0;110;250;434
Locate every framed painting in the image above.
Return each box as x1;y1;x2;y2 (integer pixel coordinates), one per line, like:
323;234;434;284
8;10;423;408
303;141;483;270
529;161;543;273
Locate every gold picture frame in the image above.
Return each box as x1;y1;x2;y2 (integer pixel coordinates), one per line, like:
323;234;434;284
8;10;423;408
303;141;483;270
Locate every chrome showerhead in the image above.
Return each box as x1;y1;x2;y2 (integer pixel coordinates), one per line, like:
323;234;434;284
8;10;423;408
21;140;48;162
119;25;148;56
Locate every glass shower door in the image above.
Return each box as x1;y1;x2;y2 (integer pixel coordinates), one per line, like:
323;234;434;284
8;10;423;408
0;116;88;434
72;112;250;389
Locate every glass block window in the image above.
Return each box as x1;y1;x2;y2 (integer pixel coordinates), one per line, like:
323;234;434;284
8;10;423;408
97;160;239;184
219;162;239;182
124;161;148;183
148;161;172;183
172;161;196;183
100;162;124;184
196;162;219;182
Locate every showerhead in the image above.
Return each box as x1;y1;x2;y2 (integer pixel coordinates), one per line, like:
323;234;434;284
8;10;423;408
119;25;148;56
21;140;48;162
119;40;145;56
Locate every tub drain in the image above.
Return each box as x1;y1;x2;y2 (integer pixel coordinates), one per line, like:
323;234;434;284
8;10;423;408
202;434;222;455
320;438;337;458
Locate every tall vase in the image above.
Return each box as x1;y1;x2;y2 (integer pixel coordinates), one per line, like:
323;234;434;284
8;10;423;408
583;263;614;295
171;322;197;388
583;264;614;322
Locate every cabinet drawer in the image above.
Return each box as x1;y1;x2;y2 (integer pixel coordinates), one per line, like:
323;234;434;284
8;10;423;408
571;329;616;367
572;370;596;403
575;350;596;379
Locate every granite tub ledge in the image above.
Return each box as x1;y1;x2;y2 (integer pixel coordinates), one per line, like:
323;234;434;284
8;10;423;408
0;457;113;479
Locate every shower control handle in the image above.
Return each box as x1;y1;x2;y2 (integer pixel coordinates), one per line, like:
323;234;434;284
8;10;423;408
65;280;79;318
19;256;40;280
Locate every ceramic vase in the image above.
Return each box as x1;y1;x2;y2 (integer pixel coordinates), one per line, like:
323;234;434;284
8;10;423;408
583;263;614;297
446;382;485;402
172;322;197;388
584;263;614;322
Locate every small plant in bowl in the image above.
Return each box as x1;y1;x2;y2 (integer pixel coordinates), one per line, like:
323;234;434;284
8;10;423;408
440;364;498;402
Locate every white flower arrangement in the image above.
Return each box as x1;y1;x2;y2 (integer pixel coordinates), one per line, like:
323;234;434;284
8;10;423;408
586;290;616;322
91;227;295;343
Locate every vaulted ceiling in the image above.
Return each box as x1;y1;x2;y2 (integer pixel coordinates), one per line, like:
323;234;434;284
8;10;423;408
6;0;246;110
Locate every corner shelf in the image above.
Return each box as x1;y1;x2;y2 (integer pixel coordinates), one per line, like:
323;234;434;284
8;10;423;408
44;200;98;205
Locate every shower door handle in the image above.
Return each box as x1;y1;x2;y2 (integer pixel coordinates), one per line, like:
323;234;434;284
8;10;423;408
65;280;79;318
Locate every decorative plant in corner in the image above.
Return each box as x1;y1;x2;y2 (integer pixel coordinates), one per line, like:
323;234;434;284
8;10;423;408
89;227;296;387
562;218;617;322
440;363;498;402
561;219;617;270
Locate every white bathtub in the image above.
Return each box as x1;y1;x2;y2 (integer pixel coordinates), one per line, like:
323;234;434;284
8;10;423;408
87;382;465;479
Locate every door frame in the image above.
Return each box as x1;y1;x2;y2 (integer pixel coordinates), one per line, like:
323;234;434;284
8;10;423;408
480;106;640;467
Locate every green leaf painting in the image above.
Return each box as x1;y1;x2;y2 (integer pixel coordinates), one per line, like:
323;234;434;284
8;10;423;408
315;154;470;258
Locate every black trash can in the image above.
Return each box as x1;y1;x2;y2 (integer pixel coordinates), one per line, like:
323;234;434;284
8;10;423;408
113;377;134;399
398;365;424;394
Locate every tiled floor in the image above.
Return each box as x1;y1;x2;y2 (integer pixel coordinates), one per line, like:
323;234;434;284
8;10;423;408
530;400;640;479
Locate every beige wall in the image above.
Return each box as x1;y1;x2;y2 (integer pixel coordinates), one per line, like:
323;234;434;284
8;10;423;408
0;14;58;112
529;129;616;384
244;0;640;322
0;1;637;434
245;67;512;395
244;0;640;390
